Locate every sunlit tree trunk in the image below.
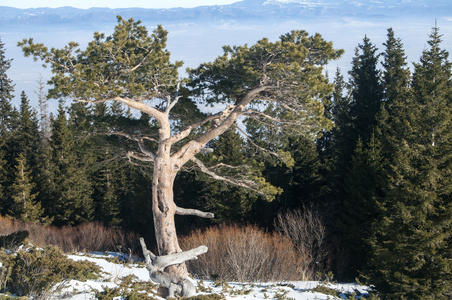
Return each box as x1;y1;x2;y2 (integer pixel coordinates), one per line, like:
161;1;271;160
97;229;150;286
152;155;188;278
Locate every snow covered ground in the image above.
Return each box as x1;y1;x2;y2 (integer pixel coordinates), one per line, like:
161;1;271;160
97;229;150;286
52;252;371;300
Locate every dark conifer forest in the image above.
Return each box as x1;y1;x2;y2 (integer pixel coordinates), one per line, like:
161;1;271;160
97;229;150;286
0;24;450;299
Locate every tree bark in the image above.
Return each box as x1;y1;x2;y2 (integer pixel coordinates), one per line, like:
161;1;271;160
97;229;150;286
152;155;188;279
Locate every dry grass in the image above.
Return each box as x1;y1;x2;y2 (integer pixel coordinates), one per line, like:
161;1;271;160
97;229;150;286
0;215;139;254
180;223;307;282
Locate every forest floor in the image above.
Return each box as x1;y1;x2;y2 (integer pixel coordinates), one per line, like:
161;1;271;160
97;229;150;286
48;252;371;300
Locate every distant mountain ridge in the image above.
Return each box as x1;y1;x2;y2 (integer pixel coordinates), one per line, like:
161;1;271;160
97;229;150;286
1;0;451;26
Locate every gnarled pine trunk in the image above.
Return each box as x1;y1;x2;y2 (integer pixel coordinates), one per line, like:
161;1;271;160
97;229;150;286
152;155;188;279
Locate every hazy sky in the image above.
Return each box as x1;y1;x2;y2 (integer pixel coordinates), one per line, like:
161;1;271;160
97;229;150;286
1;0;240;9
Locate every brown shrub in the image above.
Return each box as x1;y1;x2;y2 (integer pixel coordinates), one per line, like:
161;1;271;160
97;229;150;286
179;223;307;282
0;215;139;255
274;206;331;279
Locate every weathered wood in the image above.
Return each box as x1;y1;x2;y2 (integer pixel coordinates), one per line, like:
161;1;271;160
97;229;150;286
140;237;208;298
176;207;214;219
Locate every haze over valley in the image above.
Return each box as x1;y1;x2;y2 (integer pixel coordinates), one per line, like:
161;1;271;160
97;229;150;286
1;0;451;109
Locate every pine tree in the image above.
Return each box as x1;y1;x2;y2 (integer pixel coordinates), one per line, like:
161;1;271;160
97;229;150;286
20;17;343;283
9;153;43;222
48;102;94;226
366;26;452;299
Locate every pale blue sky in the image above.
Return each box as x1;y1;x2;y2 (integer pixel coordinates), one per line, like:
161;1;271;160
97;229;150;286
1;0;240;9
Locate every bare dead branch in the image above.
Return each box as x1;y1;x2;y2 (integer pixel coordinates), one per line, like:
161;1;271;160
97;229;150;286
126;151;154;164
206;162;250;171
235;126;282;158
165;81;182;115
137;138;156;160
199;148;214;154
140;237;206;298
194;85;271;146
169;105;242;145
76;96;168;126
171;86;272;166
105;131;157;160
190;156;263;194
176;207;214;219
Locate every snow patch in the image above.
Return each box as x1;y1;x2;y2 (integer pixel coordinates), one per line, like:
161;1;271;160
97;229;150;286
48;253;372;300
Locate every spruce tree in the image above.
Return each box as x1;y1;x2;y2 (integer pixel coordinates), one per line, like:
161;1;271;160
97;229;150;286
331;36;384;278
378;28;412;158
284;135;323;208
0;37;19;214
0;37;15;136
340;134;385;278
348;35;384;146
381;28;411;106
198;128;261;223
91;149;122;227
48;102;94;226
0;143;5;203
367;26;452;299
4;92;43;221
34;130;53;218
9;153;43;222
13;92;40;171
36;75;51;140
322;68;352;187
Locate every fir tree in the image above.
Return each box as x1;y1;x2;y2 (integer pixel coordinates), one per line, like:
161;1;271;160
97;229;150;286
199;128;261;223
323;68;353;185
0;143;6;203
378;28;412;158
36;75;51;140
92;149;122;227
0;37;19;214
381;28;411;106
48;102;94;226
34;128;53;217
348;35;384;146
0;37;16;136
366;26;452;299
261;134;323;217
340;134;385;278
329;36;384;278
12;92;40;170
9;153;43;222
